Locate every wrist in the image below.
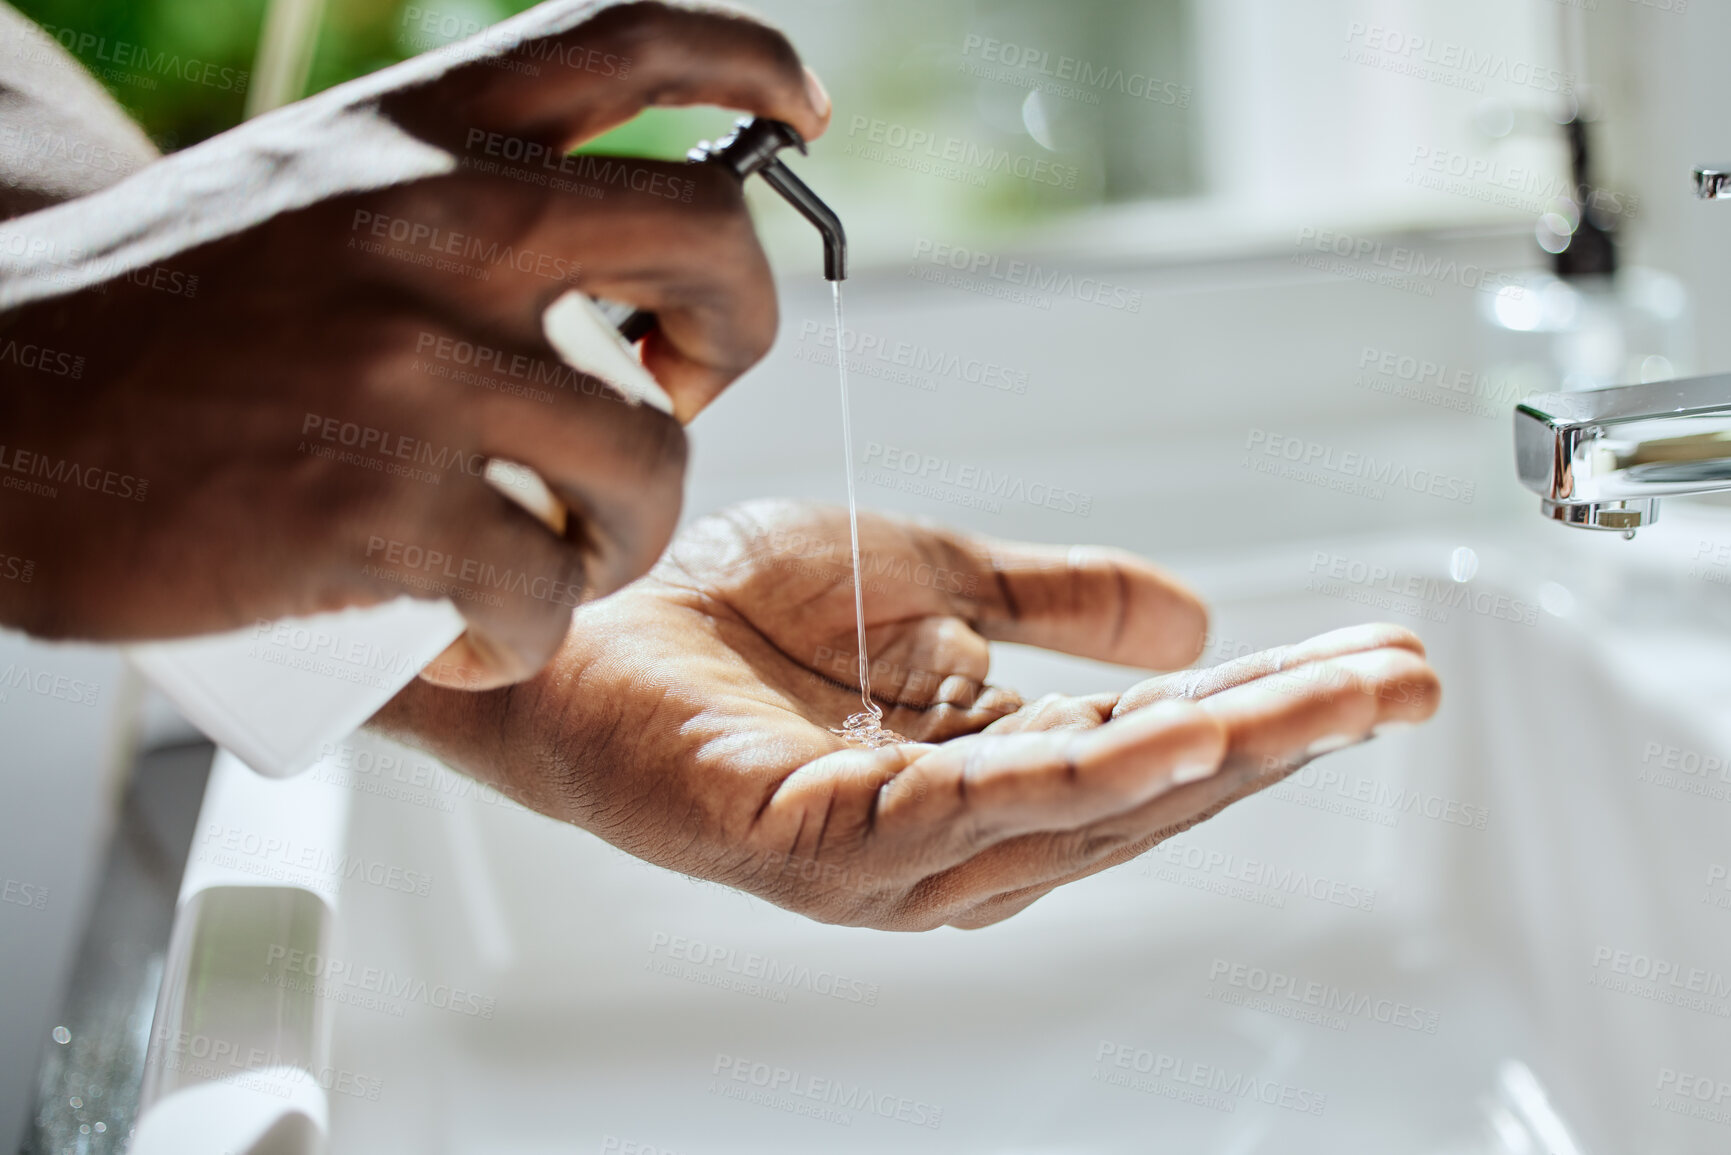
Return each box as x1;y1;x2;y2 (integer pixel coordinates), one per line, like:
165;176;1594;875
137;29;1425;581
369;676;509;776
368;637;591;819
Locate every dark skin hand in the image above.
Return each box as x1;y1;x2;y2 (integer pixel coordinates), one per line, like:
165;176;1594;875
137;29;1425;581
0;4;1444;926
377;501;1442;930
0;0;830;688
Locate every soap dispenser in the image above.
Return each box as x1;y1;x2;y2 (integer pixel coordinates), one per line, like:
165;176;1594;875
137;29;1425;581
1478;105;1692;395
128;118;847;779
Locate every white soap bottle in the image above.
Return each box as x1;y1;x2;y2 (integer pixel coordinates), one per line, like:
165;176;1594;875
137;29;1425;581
126;292;673;778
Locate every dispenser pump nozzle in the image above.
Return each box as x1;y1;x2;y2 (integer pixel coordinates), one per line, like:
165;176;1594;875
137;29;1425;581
693;117;848;282
602;117;846;345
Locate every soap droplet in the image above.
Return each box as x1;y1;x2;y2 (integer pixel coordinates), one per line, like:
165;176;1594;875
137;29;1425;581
93;1122;107;1134
832;710;907;749
69;1096;82;1109
51;1026;69;1045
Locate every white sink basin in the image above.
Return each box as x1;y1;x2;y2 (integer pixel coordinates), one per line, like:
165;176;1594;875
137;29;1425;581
140;523;1731;1154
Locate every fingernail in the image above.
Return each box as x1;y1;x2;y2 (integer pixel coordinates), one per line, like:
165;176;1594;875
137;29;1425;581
1305;733;1357;758
1171;760;1220;785
804;67;831;121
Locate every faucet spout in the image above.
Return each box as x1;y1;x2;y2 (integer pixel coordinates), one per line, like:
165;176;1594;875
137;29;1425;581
1695;166;1731;199
1516;167;1731;534
1516;374;1731;533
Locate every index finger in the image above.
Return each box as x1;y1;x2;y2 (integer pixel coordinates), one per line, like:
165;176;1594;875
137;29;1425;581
928;641;1443;927
1112;622;1428;716
860;701;1228;882
388;0;831;152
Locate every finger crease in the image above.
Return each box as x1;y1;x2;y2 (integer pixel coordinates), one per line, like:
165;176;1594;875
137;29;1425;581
809;786;841;858
1108;562;1130;653
992;565;1022;623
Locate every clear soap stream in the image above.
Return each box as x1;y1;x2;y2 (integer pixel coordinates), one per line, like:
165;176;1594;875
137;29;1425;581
828;282;906;749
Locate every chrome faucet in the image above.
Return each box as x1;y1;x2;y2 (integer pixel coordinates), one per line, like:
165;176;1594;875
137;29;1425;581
1513;168;1731;537
1516;375;1731;535
1695;166;1731;199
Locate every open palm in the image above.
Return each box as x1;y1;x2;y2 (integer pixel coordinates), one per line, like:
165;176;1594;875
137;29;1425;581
383;500;1440;929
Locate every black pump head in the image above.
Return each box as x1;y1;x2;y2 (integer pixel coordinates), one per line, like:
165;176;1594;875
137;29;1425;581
692;116;808;177
695;117;847;282
605;118;848;346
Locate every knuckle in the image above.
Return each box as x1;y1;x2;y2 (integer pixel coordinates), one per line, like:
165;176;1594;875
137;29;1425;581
587;0;681;40
734;292;777;368
1061;828;1129;866
633;415;690;495
954;813;998;857
599;2;800;74
591;413;687;515
949;904;1009;931
1079;829;1131;861
301;456;402;536
716;13;803;79
645;408;690;473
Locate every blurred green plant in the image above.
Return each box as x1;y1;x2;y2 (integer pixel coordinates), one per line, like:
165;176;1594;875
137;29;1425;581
10;0;269;149
6;0;719;156
6;0;1196;261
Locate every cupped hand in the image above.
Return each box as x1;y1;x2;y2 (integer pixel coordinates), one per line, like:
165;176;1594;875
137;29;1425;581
377;500;1441;930
0;0;829;687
